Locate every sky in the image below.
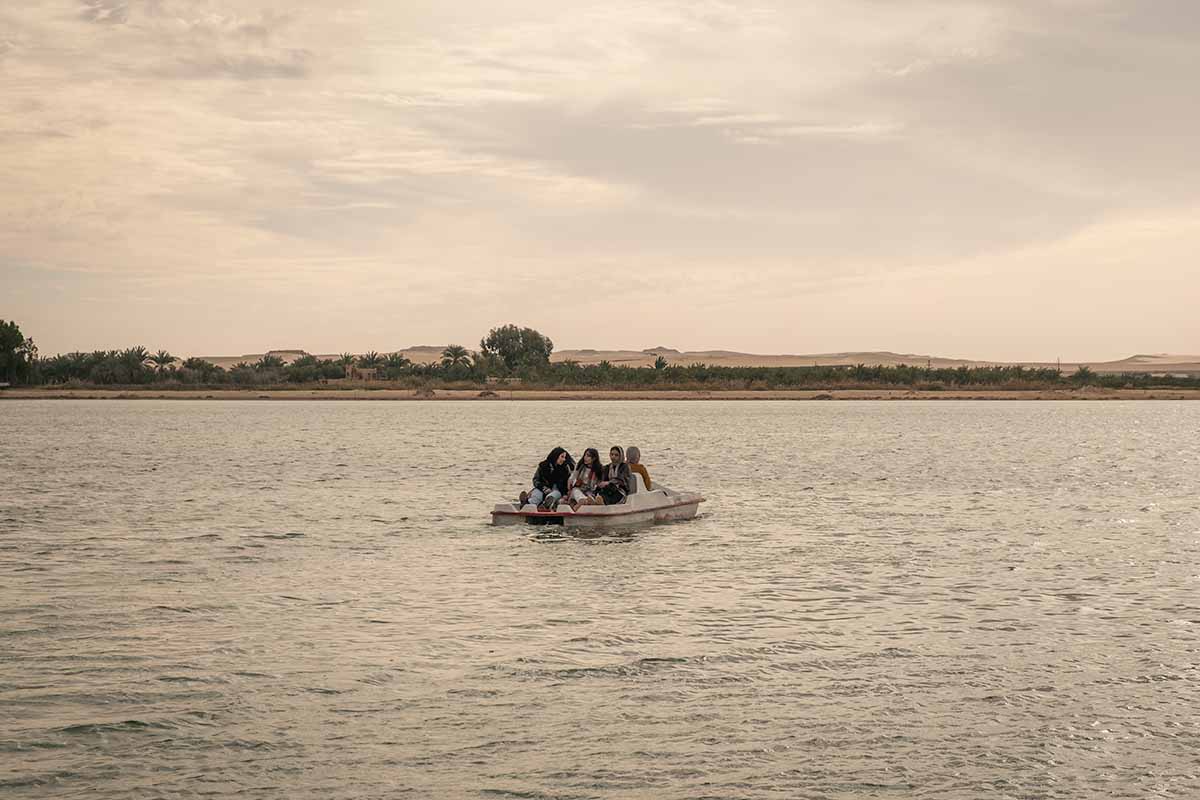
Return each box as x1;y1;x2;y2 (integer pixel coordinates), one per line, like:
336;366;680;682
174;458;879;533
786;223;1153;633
2;0;1198;360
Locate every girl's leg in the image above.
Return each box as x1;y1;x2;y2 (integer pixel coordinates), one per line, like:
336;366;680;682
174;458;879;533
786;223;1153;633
544;489;563;509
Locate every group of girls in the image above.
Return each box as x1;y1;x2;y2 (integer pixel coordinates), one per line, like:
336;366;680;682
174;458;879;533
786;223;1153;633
521;445;652;511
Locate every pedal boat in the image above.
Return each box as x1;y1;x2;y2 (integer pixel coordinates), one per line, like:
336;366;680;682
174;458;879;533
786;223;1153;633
492;474;704;528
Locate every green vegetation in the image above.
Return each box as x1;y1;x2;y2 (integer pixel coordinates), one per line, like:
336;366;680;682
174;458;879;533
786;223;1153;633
149;350;176;374
479;324;553;370
441;344;472;369
6;319;1200;391
514;361;1200;391
0;319;37;384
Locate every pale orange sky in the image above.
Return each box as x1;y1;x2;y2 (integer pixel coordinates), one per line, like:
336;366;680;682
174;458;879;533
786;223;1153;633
2;0;1198;361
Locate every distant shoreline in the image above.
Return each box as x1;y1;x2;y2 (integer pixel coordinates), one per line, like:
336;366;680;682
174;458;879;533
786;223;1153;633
4;387;1200;401
184;347;1200;374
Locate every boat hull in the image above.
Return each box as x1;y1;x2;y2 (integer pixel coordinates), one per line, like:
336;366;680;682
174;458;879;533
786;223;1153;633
491;492;703;528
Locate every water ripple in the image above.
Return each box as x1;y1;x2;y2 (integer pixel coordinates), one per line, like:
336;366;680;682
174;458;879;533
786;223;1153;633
1;400;1199;798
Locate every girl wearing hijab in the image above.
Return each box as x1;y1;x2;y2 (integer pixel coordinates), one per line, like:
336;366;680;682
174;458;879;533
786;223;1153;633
522;447;574;510
597;445;632;505
567;448;602;509
625;446;652;491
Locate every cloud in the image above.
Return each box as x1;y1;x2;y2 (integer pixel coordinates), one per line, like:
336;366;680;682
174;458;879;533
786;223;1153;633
149;50;311;80
79;1;129;25
57;1;317;80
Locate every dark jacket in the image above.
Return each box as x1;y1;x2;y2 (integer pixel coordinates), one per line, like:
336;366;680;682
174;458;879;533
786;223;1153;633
533;447;574;494
601;462;632;496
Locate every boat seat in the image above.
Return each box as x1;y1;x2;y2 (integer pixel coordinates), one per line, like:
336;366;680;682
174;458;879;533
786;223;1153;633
631;472;646;494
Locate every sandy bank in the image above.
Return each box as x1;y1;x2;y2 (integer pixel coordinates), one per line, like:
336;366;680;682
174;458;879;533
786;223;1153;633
4;388;1200;401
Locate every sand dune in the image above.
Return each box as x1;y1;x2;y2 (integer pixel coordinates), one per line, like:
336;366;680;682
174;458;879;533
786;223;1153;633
193;348;1200;375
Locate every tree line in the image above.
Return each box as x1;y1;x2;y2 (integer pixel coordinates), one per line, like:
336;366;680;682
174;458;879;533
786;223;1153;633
527;360;1200;390
29;345;488;387
3;319;1198;391
1;322;552;387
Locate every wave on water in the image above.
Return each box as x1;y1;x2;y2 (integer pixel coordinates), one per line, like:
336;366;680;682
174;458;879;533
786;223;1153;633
2;400;1199;799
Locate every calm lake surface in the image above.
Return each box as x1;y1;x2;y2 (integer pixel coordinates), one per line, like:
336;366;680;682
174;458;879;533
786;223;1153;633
2;400;1199;799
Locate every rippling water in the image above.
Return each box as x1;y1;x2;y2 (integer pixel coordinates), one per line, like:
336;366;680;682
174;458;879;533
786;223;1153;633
2;400;1199;799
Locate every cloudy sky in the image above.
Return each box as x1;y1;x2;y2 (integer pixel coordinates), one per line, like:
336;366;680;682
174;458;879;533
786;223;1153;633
2;0;1197;359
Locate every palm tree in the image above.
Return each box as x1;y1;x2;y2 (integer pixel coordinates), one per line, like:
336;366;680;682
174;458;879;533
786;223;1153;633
441;345;472;369
42;353;71;383
119;346;151;383
256;355;285;371
65;351;89;380
383;352;412;380
337;353;356;366
385;352;411;370
121;346;150;368
149;350;176;374
358;351;385;369
182;357;220;382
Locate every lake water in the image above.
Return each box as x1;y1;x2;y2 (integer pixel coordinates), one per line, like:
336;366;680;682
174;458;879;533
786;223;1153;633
2;400;1199;799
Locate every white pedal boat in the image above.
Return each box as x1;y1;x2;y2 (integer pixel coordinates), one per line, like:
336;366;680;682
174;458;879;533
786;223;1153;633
492;474;704;529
